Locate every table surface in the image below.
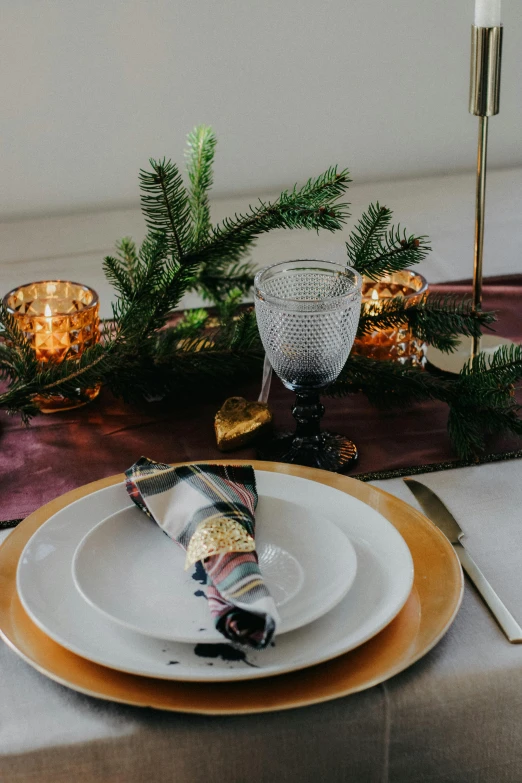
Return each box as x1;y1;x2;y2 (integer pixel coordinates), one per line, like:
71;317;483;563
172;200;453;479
2;168;522;782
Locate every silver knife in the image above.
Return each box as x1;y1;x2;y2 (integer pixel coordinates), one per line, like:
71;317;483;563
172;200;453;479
404;478;522;643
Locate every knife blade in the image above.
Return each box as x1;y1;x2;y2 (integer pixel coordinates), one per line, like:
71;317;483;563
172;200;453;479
404;478;522;643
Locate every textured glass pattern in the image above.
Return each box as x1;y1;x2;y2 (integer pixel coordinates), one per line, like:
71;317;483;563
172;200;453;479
3;281;101;412
255;263;361;391
5;281;100;363
352;270;428;367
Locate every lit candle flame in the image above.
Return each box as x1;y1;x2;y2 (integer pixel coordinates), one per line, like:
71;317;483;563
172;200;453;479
371;288;379;301
35;303;55;361
44;303;53;336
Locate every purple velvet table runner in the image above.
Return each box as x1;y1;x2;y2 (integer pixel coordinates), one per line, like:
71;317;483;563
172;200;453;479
2;274;521;522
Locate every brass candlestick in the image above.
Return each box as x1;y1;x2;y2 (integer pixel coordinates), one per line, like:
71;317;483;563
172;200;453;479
469;24;503;360
428;24;509;374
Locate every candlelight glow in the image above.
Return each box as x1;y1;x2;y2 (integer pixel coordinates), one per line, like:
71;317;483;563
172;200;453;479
2;280;101;411
353;271;428;366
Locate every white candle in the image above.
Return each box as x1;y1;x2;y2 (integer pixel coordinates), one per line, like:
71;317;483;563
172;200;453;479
475;0;501;27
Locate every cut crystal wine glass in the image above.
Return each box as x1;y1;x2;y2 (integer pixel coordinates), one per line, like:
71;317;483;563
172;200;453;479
254;259;362;471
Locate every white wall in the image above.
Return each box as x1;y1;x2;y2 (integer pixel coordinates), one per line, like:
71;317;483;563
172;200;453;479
1;0;522;219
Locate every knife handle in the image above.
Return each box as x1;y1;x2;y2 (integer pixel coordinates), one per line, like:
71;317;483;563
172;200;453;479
455;542;522;643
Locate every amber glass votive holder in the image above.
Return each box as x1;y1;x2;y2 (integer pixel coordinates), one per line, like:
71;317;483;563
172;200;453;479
352;270;429;366
3;280;101;413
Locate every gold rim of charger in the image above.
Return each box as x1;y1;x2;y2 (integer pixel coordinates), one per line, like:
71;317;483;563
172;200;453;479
0;461;463;715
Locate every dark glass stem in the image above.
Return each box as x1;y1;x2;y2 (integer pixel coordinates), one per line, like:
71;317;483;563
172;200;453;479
292;392;324;445
257;390;358;472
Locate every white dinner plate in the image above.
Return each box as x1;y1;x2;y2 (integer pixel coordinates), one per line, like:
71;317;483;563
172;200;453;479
71;501;357;643
16;471;414;682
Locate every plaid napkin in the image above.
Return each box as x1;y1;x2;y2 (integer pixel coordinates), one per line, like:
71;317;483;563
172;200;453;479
124;458;279;649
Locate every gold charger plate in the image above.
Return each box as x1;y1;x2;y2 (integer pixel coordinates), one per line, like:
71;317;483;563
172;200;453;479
0;461;463;715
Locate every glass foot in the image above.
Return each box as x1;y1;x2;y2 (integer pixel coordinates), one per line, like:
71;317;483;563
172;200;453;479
257;431;358;472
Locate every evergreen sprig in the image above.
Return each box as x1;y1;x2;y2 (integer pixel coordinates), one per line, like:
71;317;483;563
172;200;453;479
185;125;216;246
196;260;255;302
330;353;450;408
447;344;522;458
186;167;351;268
0;301;113;420
1;126;522;460
186;166;351;301
0;127;350;416
0;304;38;382
347;202;430;279
135;135;353;303
139;158;192;264
329;345;522;459
357;293;496;353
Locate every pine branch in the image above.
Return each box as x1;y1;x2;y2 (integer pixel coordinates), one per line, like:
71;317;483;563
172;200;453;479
0;302;112;418
347;203;430;279
139;158;192;264
454;344;522;412
185;167;351;270
110;231;198;340
1;251;192;409
3;125;521;463
0;304;38;381
225;308;262;351
196;260;255;302
347;202;392;269
172;309;209;338
185;125;216;245
329;353;451;408
0;380;40;421
34;344;111;396
448;405;522;461
155;317;263;395
214;288;244;323
0;341;113;420
461;343;522;380
357;293;497;353
117;237;139;286
407;294;495;351
128;308;263;401
103;255;134;300
329;345;522;458
108;232;168;332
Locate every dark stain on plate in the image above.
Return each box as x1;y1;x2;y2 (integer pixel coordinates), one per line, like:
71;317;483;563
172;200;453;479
194;643;258;667
167;660;179;665
194;590;206;599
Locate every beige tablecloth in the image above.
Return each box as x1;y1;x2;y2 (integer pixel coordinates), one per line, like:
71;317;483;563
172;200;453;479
1;460;522;782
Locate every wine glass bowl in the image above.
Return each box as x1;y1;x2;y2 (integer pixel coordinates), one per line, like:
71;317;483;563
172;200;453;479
254;260;362;472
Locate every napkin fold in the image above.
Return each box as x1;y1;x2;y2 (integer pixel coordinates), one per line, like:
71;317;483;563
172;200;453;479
125;458;279;649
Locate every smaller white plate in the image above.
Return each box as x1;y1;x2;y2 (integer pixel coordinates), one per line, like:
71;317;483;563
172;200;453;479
71;497;357;643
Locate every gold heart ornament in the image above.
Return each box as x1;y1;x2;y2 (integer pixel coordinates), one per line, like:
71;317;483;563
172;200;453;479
214;397;273;452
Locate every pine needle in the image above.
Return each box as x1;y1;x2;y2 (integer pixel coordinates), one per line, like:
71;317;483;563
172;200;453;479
347;202;430;279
